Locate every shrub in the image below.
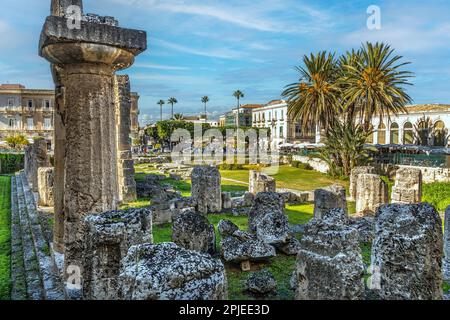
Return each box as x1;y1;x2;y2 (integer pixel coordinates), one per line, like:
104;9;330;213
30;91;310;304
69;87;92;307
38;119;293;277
0;154;24;174
423;182;450;212
291;161;313;170
219;163;244;170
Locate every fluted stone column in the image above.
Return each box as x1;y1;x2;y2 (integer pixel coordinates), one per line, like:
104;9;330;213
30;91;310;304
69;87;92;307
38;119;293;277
52;64;66;253
39;1;147;284
115;75;137;203
355;174;388;216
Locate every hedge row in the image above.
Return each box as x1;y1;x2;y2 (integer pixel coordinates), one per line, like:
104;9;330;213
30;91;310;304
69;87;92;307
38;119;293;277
0;154;24;174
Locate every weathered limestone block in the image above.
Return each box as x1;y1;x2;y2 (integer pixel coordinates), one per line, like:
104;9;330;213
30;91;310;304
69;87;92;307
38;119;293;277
249;170;276;194
248;192;290;246
191;166;222;214
222;192;232;210
172;210;216;255
24;139;50;192
37;167;54;207
444;206;450;281
355;174;388;216
51;0;83;17
83;208;153;300
348;217;375;243
350;166;376;200
245;270;277;295
391;168;422;204
115;75;137;204
313;184;347;220
40;0;147;274
119;243;227;300
292;209;365;300
218;220;276;263
371;204;443;300
231;192;255;209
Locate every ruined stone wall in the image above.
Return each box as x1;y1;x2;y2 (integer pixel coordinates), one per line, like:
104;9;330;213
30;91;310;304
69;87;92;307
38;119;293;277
377;163;450;183
24;139;50;192
313;185;347;220
191;166;222;214
114;75;137;203
349;166;376;201
292;155;329;174
249;170;276;194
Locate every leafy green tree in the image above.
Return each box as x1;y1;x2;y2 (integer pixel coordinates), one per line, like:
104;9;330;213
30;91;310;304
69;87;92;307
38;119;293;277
282;51;340;132
340;42;413;132
167;97;178;120
233;90;244;128
157;100;165;122
201;96;210;121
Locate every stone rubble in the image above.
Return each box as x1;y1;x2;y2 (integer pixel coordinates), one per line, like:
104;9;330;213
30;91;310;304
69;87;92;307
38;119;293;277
371;203;443;300
292;208;365;300
218;220;276;263
172;210;216;255
249;170;276;194
119;242;228;300
313;184;347;220
191;166;222;214
391;168;422;204
82;208;153;300
350;166;376;200
245;270;277;295
355;174;388;216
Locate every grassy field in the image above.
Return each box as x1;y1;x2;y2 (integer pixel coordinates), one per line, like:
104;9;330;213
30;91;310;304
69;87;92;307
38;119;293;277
0;175;11;300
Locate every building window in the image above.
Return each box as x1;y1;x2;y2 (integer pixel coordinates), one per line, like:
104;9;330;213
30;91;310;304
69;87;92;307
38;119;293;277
27;118;34;130
377;123;386;145
44;118;52;130
417;120;429;146
43;100;51;109
403;122;414;144
390;123;399;144
8;98;14;107
433;121;447;147
279;126;284;138
27;100;33;109
281;110;284;120
9;119;16;128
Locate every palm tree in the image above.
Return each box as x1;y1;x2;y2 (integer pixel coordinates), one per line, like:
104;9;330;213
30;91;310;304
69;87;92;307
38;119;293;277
282;52;341;132
167;97;178;120
157;100;165;122
341;42;413;132
173;113;184;121
233;90;244;128
201;96;209;123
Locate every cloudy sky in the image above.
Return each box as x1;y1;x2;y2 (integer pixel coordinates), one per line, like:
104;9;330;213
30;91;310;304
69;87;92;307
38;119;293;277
1;0;450;125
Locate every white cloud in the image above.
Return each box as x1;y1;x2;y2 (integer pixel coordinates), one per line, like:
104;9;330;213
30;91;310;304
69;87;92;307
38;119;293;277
134;63;190;71
152;38;244;59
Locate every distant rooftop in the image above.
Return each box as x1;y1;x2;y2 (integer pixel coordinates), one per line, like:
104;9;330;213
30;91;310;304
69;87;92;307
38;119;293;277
405;104;450;113
0;84;25;90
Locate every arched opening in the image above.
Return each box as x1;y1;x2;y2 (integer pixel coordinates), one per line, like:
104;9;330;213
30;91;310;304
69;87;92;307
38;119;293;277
390;123;399;144
377;123;386;144
417;120;430;146
403;122;414;144
433;121;447;147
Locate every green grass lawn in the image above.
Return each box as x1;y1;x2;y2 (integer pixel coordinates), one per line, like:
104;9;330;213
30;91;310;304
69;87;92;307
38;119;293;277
0;175;11;300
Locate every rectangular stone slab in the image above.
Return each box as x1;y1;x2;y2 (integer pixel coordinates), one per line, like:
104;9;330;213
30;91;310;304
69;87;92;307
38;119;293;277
39;15;147;56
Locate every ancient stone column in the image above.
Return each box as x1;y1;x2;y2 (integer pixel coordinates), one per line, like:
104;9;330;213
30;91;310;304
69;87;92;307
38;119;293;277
191;166;222;214
371;204;443;300
39;2;147;281
391;168;422;204
51;64;66;253
349;166;376;200
114;75;137;203
38;167;55;207
292;208;365;300
444;205;450;281
24;139;51;192
249;170;276;194
313;184;347;220
355;174;388;216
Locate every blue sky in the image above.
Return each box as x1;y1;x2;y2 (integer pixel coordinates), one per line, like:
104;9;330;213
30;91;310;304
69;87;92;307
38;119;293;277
1;0;450;125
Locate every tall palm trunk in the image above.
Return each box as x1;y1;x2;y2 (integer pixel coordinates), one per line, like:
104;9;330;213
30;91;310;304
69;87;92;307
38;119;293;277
236;97;240;129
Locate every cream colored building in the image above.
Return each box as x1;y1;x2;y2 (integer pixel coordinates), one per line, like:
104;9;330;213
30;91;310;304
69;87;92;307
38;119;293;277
0;84;54;145
1;84;141;147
